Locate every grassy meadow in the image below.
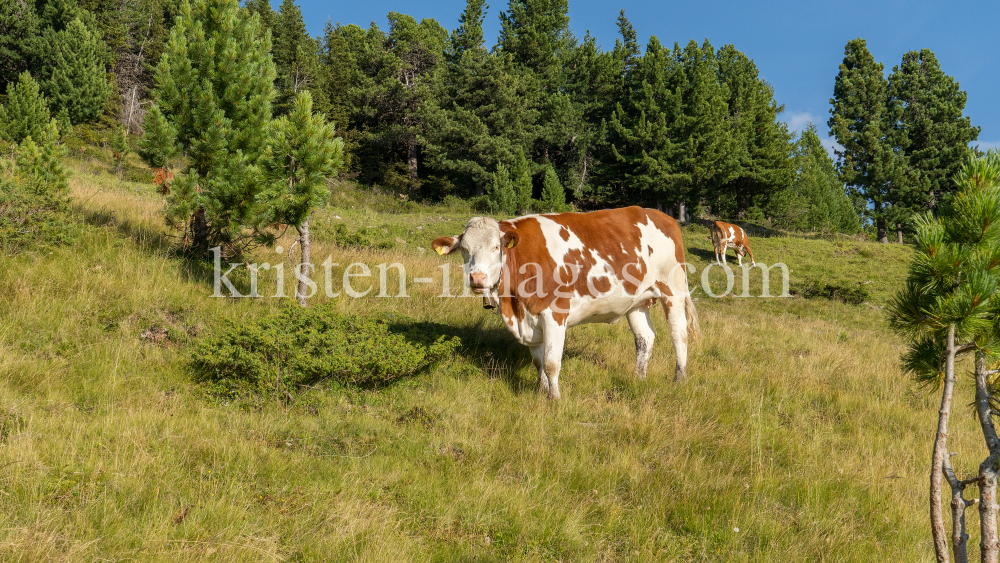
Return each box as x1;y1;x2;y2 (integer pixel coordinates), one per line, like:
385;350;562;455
0;153;987;561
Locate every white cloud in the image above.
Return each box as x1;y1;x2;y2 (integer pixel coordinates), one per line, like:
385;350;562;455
784;111;821;134
974;141;1000;152
782;111;842;159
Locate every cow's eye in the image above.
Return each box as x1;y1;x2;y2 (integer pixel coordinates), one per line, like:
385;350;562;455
494;245;500;251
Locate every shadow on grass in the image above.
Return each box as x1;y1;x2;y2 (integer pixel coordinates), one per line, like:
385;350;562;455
76;205;176;253
387;316;534;395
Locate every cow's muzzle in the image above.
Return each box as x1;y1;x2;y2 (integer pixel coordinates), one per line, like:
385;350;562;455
469;272;490;294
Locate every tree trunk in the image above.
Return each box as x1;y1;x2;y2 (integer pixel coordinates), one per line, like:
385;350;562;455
192;208;209;255
678;201;688;224
976;352;1000;562
897;223;904;244
877;218;888;244
296;217;311;307
407;136;419;194
944;453;972;563
931;325;959;562
736;186;748;219
982;459;1000;563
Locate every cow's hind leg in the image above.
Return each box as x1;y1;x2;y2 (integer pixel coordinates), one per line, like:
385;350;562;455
662;294;690;382
626;307;656;380
540;315;567;400
529;344;549;396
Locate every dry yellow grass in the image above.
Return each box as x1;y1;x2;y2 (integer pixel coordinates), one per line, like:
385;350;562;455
0;159;986;561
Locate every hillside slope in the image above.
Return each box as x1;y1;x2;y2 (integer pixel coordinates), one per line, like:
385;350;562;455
0;162;974;562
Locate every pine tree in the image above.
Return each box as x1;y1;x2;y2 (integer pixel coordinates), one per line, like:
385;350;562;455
0;0;40;91
109;123;130;177
0;72;51;143
715;44;794;220
142;0;276;254
829;38;907;243
539;165;569;212
888;49;980;216
259;91;344;305
36;17;111;124
15;121;67;196
888;151;1000;563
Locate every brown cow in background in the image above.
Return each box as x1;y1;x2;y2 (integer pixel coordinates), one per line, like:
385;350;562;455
710;221;755;267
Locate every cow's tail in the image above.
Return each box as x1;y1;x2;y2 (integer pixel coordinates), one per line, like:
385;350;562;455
685;293;700;343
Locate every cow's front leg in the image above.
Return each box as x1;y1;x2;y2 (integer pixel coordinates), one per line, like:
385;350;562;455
626;307;656;379
529;344;548;396
540;314;567;400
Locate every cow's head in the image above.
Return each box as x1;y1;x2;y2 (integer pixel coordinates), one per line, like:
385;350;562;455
432;217;519;294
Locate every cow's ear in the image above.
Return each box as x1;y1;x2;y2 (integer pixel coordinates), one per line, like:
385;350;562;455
502;231;519;249
432;235;461;255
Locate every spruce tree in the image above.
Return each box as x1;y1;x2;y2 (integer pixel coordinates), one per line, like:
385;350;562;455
259;91;344;305
770;124;860;233
36;17;111;124
888;49;980;215
539;165;569;212
243;0;272;36
348;15;446;193
510;148;534;212
271;0;318;116
608;38;733;210
419;0;533;196
142;0;276;254
485;162;518;215
0;72;51;143
496;0;576;170
829;38;907;243
715;44;794;220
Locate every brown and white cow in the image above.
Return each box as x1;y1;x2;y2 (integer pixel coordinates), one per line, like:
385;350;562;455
432;206;699;399
710;221;755;267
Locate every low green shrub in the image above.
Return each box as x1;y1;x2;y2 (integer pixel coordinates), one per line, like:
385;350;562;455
192;304;461;400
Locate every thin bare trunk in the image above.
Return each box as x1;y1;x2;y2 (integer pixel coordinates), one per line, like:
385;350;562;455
898;224;904;244
944;453;974;563
296;217;311;307
407;137;418;187
976;351;1000;562
932;325;958;562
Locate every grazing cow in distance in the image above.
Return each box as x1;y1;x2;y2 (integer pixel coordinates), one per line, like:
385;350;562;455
710;221;755;267
432;206;699;400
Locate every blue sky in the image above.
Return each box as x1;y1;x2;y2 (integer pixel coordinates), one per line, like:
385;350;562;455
293;0;999;153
